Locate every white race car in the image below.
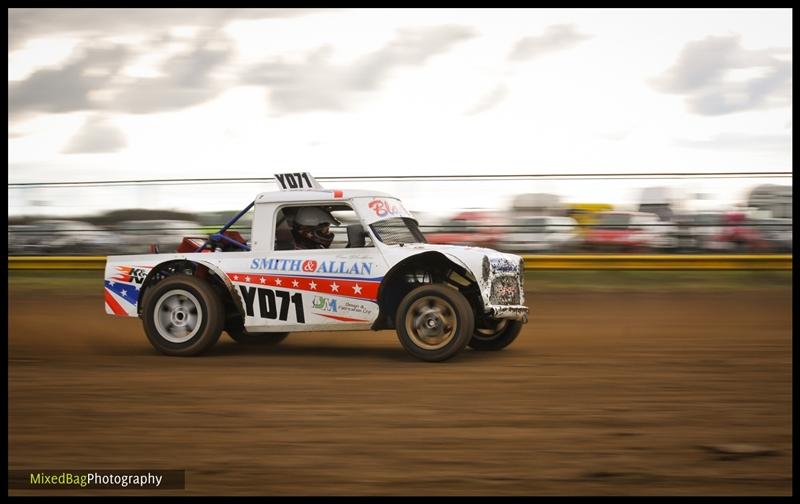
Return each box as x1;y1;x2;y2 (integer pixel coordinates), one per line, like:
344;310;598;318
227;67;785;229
104;173;528;361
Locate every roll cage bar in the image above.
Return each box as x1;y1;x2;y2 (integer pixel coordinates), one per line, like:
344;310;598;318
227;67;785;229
194;201;254;252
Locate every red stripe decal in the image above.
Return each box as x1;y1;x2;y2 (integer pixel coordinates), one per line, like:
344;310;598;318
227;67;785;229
105;289;128;315
227;273;380;301
316;313;369;323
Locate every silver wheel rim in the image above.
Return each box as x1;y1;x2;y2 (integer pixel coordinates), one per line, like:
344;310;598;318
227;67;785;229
405;296;457;350
154;289;203;344
474;319;508;341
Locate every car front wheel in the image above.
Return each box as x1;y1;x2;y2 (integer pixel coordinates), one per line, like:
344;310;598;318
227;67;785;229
395;284;474;362
469;319;523;351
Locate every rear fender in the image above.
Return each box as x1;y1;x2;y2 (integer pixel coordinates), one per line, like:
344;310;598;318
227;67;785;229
105;257;244;318
137;258;244;318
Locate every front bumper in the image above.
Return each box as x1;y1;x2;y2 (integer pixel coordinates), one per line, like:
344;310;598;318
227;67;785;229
486;304;529;323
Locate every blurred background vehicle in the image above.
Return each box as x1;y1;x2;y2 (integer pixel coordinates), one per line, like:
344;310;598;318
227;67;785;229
674;211;728;252
638;186;677;222
584;211;678;252
7;182;791;256
751;216;793;252
747;184;792;219
715;211;776;252
114;219;204;254
675;210;793;253
510;193;564;216
498;215;581;253
425;210;504;248
409;210;448;236
565;203;615;237
25;220;126;255
8;224;41;255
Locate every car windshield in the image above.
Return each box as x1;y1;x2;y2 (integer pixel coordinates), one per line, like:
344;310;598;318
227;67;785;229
521;217;548;233
694;214;723;226
370;217;427;245
596;214;631;229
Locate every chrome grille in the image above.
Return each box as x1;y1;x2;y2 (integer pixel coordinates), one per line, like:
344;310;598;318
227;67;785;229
490;276;520;305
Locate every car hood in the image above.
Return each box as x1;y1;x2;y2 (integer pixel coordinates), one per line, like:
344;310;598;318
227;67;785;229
382;242;523;281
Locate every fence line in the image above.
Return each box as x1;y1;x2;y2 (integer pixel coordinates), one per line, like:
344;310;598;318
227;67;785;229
9;172;793;188
8;255;793;271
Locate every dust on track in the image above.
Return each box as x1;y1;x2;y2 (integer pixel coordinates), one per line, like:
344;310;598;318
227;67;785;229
8;289;792;495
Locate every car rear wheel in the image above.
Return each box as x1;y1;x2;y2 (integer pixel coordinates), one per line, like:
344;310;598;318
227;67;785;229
469;319;523;351
395;284;474;362
141;275;224;356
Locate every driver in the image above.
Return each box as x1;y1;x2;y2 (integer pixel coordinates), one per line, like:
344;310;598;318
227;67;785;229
291;207;338;249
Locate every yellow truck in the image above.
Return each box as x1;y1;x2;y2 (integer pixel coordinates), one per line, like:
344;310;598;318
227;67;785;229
565;203;614;236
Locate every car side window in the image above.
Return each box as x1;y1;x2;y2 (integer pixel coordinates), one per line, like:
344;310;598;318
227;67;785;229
274;205;374;250
274;208;296;251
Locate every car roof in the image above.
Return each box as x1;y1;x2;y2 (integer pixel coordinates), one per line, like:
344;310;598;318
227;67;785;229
254;189;394;204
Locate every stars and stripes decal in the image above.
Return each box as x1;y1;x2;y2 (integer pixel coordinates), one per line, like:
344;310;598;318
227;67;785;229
104;279;140;316
226;272;381;302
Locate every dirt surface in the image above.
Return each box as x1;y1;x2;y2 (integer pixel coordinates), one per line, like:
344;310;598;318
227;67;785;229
8;287;792;495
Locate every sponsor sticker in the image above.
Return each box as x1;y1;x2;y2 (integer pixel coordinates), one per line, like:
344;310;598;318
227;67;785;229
250;258;374;276
367;198;410;219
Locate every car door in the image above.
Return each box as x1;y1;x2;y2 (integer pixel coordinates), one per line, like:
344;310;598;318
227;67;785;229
238;203;390;333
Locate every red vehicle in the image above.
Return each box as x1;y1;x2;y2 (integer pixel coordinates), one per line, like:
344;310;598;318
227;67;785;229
425;210;505;249
715;211;773;251
584;211;677;251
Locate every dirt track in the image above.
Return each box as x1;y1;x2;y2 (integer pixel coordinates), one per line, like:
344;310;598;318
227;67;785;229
8;288;792;495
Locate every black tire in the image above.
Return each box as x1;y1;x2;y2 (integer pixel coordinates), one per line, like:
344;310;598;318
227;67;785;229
469;319;523;351
141;275;224;356
227;327;289;346
395;284;474;362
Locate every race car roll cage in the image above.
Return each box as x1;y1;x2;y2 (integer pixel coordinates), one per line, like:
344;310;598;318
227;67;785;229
192;194;421;253
194;201;254;253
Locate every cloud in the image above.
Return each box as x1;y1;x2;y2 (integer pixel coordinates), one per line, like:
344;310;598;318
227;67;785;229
111;32;236;114
348;25;477;90
653;35;792;115
243;25;477;114
674;132;791;151
465;85;508;115
62;115;126;153
241;46;351;113
460;24;591;115
9;31;236;121
9;43;131;120
10;21;474;121
509;24;592;62
8;8;331;50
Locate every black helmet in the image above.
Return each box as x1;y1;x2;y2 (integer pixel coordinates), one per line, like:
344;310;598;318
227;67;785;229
291;207;338;249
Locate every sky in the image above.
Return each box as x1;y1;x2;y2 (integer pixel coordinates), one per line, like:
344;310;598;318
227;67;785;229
7;8;793;218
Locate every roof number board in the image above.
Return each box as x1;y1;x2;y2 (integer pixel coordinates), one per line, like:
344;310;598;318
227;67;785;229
274;172;323;191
